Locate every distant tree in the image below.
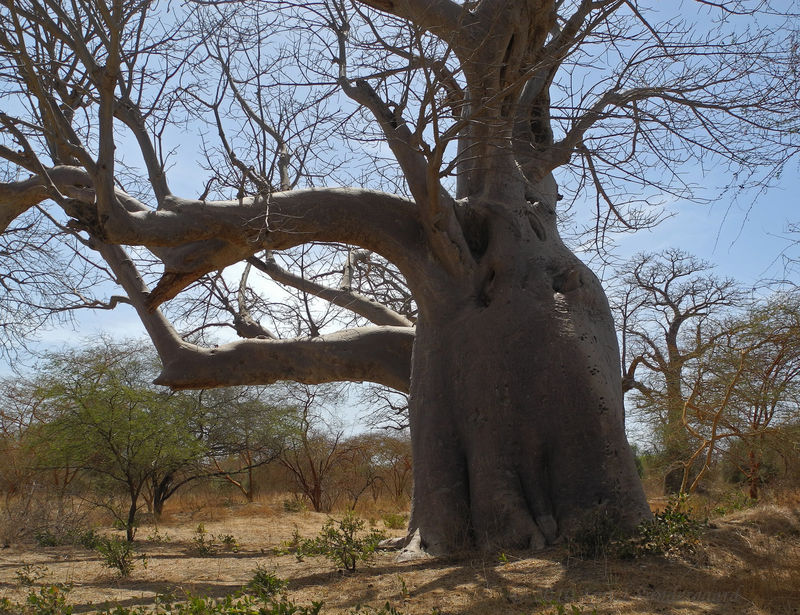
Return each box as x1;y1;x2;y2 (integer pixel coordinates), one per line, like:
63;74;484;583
612;249;742;481
0;380;46;500
277;383;350;513
371;433;413;505
194;386;292;503
681;293;800;498
30;342;206;540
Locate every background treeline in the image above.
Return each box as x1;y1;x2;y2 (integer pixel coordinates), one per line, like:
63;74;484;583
2;247;800;546
0;342;411;544
613;249;800;502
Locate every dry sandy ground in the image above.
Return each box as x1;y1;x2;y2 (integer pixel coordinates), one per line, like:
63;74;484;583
0;501;799;614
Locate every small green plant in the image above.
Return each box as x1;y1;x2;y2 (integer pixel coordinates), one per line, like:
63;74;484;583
396;575;409;601
381;513;407;530
280;512;387;572
568;496;705;560
145;527;172;543
712;490;756;517
14;564;49;587
246;566;288;598
33;527;99;549
282;497;307;513
630;496;704;557
188;523;217;556
218;533;239;553
96;537;138;577
187;525;240;556
0;584;75;615
77;529;101;549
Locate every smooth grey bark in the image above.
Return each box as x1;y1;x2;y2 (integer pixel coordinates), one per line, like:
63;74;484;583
405;196;649;553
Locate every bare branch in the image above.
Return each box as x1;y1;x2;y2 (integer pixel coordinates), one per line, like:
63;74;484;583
248;252;413;327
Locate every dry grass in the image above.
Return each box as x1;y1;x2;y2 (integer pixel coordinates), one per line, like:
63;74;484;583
0;494;798;615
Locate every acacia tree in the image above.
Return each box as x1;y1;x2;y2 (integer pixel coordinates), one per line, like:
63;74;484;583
1;0;799;553
195;386;291;503
681;293;800;499
30;342;206;541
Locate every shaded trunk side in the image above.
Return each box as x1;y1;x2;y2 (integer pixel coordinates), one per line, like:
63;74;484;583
407;200;649;553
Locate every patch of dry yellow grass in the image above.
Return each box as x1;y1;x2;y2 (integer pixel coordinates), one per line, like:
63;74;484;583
0;497;798;614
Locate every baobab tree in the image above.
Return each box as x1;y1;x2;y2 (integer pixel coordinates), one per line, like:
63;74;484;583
612;249;742;490
1;0;799;554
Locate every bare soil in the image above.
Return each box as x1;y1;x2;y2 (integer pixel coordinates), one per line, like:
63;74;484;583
0;498;799;614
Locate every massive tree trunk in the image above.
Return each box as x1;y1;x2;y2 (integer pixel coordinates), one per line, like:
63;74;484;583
0;0;668;557
407;197;649;553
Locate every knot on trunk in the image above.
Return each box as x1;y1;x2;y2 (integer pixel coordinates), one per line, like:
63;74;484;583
552;267;583;294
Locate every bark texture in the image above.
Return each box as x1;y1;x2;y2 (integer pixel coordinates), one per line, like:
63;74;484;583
407;197;649;553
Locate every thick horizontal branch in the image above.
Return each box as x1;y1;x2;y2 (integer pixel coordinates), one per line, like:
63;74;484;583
97;238;414;394
0;166;91;232
354;0;466;43
0;170;434;307
154;326;415;393
134;188;430;307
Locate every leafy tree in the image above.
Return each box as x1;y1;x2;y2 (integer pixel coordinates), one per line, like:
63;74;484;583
31;342;206;540
1;0;799;553
194;386;292;503
338;431;413;507
681;293;800;498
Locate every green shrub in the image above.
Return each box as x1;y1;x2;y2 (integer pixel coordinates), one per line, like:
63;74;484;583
218;533;239;553
14;564;49;587
188;523;217;556
283;497;307;513
0;584;74;615
246;567;288;598
629;497;704;557
33;527;100;549
712;490;757;517
381;513;407;530
145;528;172;543
186;525;241;556
96;537;139;577
568;496;705;560
279;512;387;571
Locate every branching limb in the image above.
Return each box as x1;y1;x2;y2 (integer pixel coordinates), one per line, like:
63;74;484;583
248;253;413;327
353;0;466;46
328;2;472;276
96;237;414;392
